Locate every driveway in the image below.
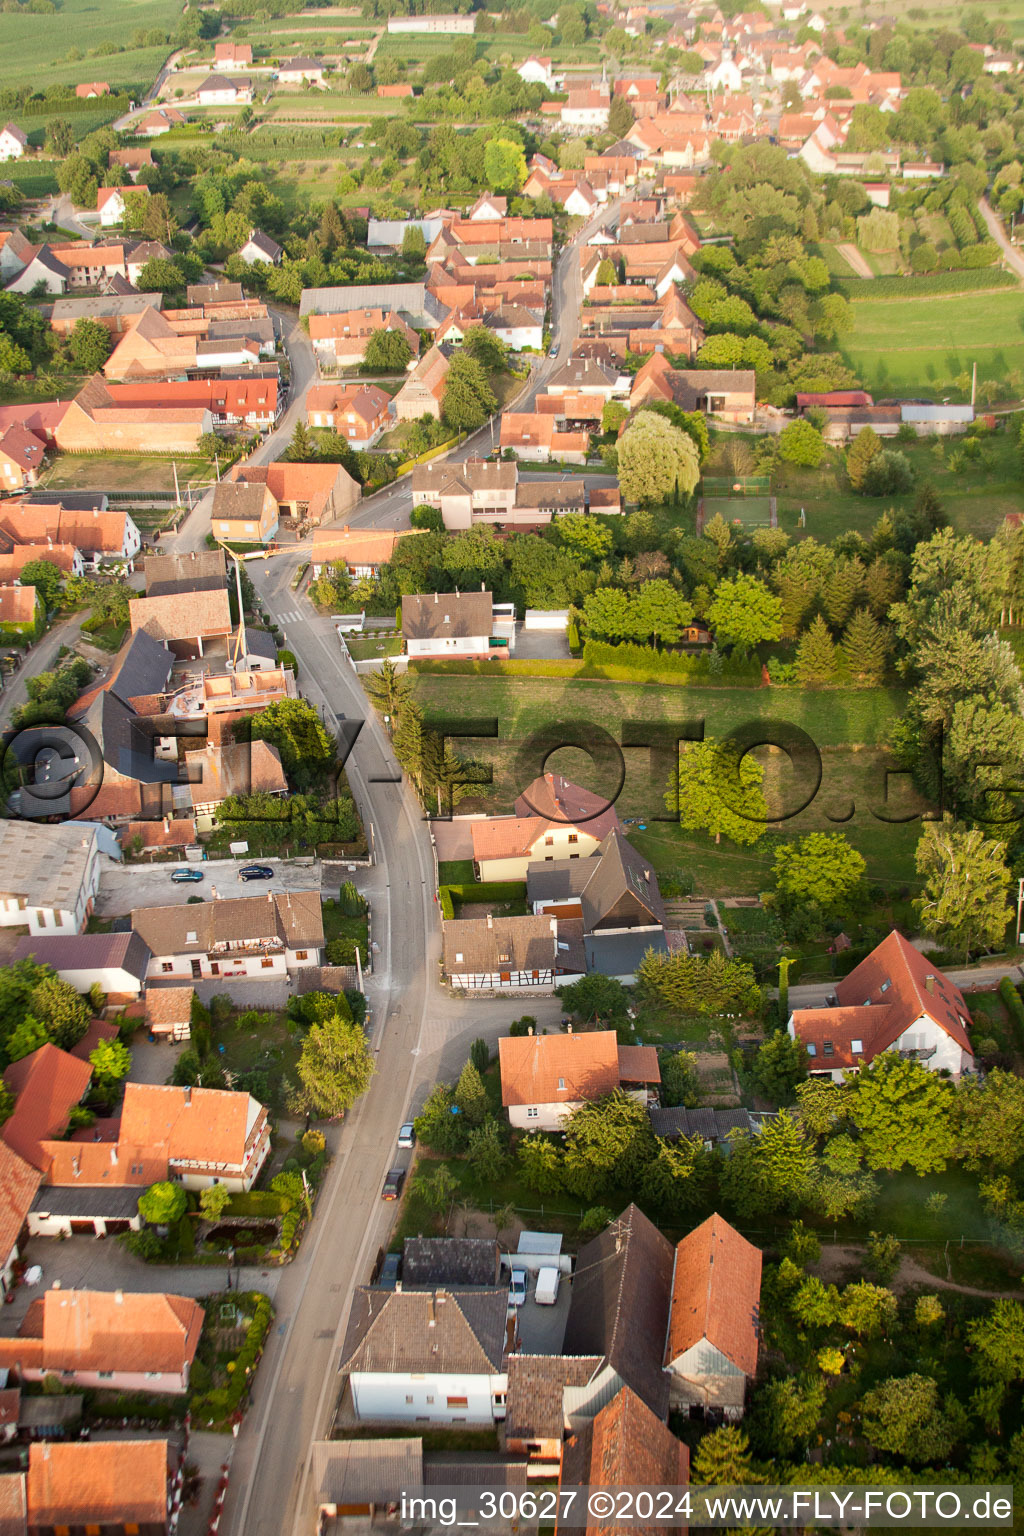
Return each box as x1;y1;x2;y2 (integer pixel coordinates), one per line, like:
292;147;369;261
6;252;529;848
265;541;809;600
978;197;1024;281
0;614;85;732
95;858;325;917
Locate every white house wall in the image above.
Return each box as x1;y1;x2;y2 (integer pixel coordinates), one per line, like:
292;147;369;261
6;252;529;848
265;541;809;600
350;1370;508;1424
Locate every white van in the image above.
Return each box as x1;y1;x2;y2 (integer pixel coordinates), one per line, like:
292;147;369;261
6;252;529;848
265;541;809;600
535;1266;560;1305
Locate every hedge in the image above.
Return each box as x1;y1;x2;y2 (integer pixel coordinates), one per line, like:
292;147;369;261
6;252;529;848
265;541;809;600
835;267;1017;300
409;658;584;678
581;640;762;685
998;976;1024;1051
190;1291;274;1428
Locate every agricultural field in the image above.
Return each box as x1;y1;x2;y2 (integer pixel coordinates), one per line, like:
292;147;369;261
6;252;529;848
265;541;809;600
842;287;1024;394
0;0;177;92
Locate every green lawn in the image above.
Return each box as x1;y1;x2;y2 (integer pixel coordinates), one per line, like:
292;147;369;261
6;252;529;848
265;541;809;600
438;859;476;884
346;634;402;662
771;427;1024;543
0;0;178;91
41;454;215;495
842;287;1024;394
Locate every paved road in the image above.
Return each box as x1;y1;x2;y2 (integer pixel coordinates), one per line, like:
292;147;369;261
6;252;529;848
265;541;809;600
979;197;1024;282
0;613;85;731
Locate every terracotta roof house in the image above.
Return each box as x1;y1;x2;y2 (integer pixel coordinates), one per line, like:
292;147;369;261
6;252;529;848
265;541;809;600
0;1142;41;1299
131;891;324;988
629;353;755;421
48;243;128;288
128;586;233;659
197;73;253;106
26;1440;169;1533
0;1288;204;1395
443;914;560;993
9;932;151;1000
49;291;162;337
55;375;212;456
471;773;623;883
498;1028;659;1131
788;930;975;1082
187;281;244;306
1;1044;93;1171
340;1287;510;1425
115;1081;271;1192
226;461;360;527
0;584;39;637
500;412;590;465
559;1388;689;1535
664;1213;761;1419
145;986;195;1042
119;818;197;856
137;106;187;135
305;382;390;448
109;146;154;179
402;589;515;661
393;345;449;421
0;424;45;492
310;525;423;579
563;1204;675;1419
215;40;252;68
307;307;419;370
0;497;142;571
76;81;111;98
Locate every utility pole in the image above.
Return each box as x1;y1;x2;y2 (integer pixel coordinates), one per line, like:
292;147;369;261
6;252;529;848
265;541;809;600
971;361;977;408
1016;877;1024;947
172;460;181;506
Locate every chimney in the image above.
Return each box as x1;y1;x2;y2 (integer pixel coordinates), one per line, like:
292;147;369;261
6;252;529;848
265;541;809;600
528;1026;534;1036
925;975;935;993
395;1280;402;1294
567;1021;573;1035
434;591;438;604
428;1296;436;1327
486;913;493;929
184;1086;191;1105
115;1290;123;1304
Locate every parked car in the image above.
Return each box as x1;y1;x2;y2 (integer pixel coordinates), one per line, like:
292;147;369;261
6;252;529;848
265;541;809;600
508;1268;528;1308
535;1266;560;1305
398;1123;416;1150
171;868;204;883
548;343;559;358
379;1251;402;1288
238;864;275;881
382;1168;406;1201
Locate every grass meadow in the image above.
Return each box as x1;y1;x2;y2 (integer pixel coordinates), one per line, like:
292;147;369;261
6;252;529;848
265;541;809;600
841;287;1024;394
0;0;178;91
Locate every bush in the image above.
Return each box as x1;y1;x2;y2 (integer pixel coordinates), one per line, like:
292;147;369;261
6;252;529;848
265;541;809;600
862;449;913;496
999;977;1024;1050
442;881;527;906
225;1190;290;1217
277;648;298;676
581;640;761;685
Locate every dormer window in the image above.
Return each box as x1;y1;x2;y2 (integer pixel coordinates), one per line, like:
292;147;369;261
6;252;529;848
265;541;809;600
880;979;891;993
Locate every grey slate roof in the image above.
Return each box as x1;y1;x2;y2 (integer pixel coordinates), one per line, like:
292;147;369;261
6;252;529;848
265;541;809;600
584;927;667;976
562;1203;673;1419
340;1287;508;1375
30;1184;142;1218
648;1106;753;1141
144;549;227;598
310;1439;423;1508
187;282;244;305
80;689;178;784
108;629;173;706
300;283;447;328
424;1458;529;1487
11;930;151;984
582;829;667;931
527;861;594;903
402;1238;500;1288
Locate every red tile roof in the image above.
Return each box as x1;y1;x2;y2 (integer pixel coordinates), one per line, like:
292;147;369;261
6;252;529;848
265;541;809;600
119;1081;259;1168
2;1045;92;1171
0;1140;41;1265
570;1387;689;1536
499;1029;657;1107
27;1440;169;1528
791;930;974;1070
666;1212;761;1375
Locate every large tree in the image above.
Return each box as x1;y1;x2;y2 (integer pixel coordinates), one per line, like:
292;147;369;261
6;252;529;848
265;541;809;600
860;1375;959;1463
770;832;867;916
914;820;1012;961
720;1111;817;1218
617;413;700;505
561;1091;655;1201
967;1300;1024;1383
138;1181;187;1227
297;1010;374;1118
442;352;496;433
667;738;768;846
246;699;336;790
841;606;890;683
707;573;783;654
794;614;838;685
483;137;527;192
847;1054;956;1175
364;327;413;372
68;317;110;373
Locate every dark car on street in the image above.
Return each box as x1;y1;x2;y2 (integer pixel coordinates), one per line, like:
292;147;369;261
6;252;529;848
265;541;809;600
171;868;204;883
379;1252;402;1288
238;864;275;881
382;1168;406;1201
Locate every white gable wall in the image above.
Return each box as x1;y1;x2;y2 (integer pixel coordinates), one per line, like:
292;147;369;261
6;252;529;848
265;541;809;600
350;1369;508;1424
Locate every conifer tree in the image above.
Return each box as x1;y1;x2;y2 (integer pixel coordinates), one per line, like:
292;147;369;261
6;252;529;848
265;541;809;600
794;614;838;685
841;606;890;683
823;556;865;629
846;424;882;490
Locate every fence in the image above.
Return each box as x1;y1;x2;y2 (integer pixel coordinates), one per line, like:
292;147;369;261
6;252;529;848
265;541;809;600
702;474;771;496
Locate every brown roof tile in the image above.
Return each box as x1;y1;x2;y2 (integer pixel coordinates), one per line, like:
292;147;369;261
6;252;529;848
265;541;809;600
2;1045;92;1171
444;914;557;979
561;1388;688;1536
27;1440;168;1527
0;1142;40;1267
666;1213;761;1376
499;1029;624;1107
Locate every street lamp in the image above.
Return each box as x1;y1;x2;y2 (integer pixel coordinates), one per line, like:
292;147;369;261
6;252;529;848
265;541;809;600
383;714;391;738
